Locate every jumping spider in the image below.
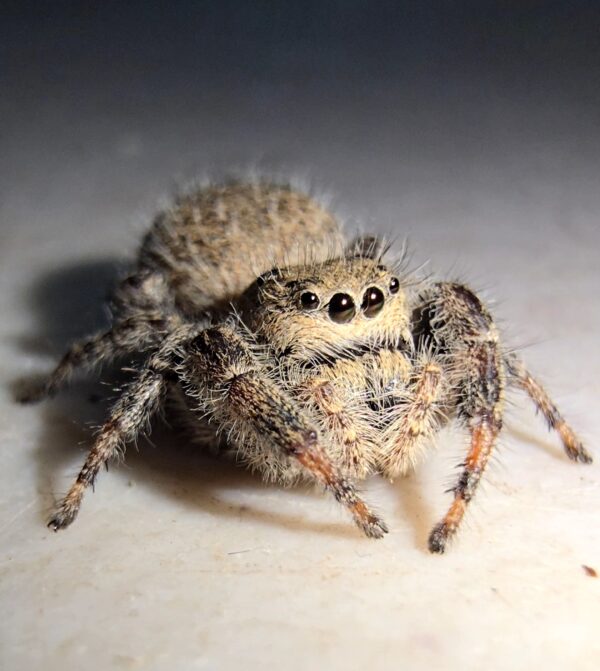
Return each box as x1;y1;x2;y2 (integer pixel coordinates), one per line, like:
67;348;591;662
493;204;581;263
21;180;592;553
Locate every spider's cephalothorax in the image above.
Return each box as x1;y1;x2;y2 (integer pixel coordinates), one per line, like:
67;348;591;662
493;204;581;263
21;180;592;553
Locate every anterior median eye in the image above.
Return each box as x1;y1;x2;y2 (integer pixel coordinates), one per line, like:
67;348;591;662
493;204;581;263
300;292;320;310
328;293;356;323
361;287;385;318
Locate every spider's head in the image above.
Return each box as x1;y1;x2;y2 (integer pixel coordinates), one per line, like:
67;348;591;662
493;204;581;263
242;244;412;361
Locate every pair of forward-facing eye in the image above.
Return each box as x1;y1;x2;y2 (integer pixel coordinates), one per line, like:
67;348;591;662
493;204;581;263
300;277;400;324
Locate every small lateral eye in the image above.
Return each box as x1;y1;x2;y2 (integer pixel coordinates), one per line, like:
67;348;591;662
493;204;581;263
361;287;385;318
389;277;400;294
328;293;356;323
300;292;320;310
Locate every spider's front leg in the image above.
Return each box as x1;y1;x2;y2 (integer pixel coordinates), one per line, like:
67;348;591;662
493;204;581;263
380;351;447;477
292;358;382;478
417;282;505;554
46;327;193;530
180;325;388;539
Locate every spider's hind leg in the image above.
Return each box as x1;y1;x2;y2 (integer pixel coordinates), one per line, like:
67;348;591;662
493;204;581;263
505;353;592;464
18;313;171;403
417;282;505;554
19;270;177;403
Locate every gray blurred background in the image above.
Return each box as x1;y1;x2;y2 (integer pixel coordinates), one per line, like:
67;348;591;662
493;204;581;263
3;1;599;243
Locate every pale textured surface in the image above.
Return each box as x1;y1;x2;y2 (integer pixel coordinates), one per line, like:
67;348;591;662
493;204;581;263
2;149;600;671
2;6;600;668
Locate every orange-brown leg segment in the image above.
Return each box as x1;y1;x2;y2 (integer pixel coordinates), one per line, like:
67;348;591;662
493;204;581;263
429;412;501;553
295;448;388;539
505;354;592;464
183;326;388;539
419;283;505;554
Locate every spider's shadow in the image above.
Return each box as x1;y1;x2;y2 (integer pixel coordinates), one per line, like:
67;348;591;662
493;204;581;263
15;258;371;541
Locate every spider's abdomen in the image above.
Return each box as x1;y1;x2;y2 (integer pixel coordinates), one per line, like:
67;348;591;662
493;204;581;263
137;181;342;315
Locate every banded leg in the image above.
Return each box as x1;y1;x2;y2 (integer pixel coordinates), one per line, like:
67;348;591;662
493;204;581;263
505;354;592;463
20;314;172;403
294;358;379;478
381;354;446;477
418;282;505;554
48;353;169;530
428;403;502;553
182;325;388;539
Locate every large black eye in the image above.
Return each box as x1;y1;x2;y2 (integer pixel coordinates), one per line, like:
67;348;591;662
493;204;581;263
361;287;385;318
328;293;356;323
300;292;320;310
389;277;400;294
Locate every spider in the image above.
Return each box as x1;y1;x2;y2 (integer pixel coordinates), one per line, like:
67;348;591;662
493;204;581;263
21;179;592;553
